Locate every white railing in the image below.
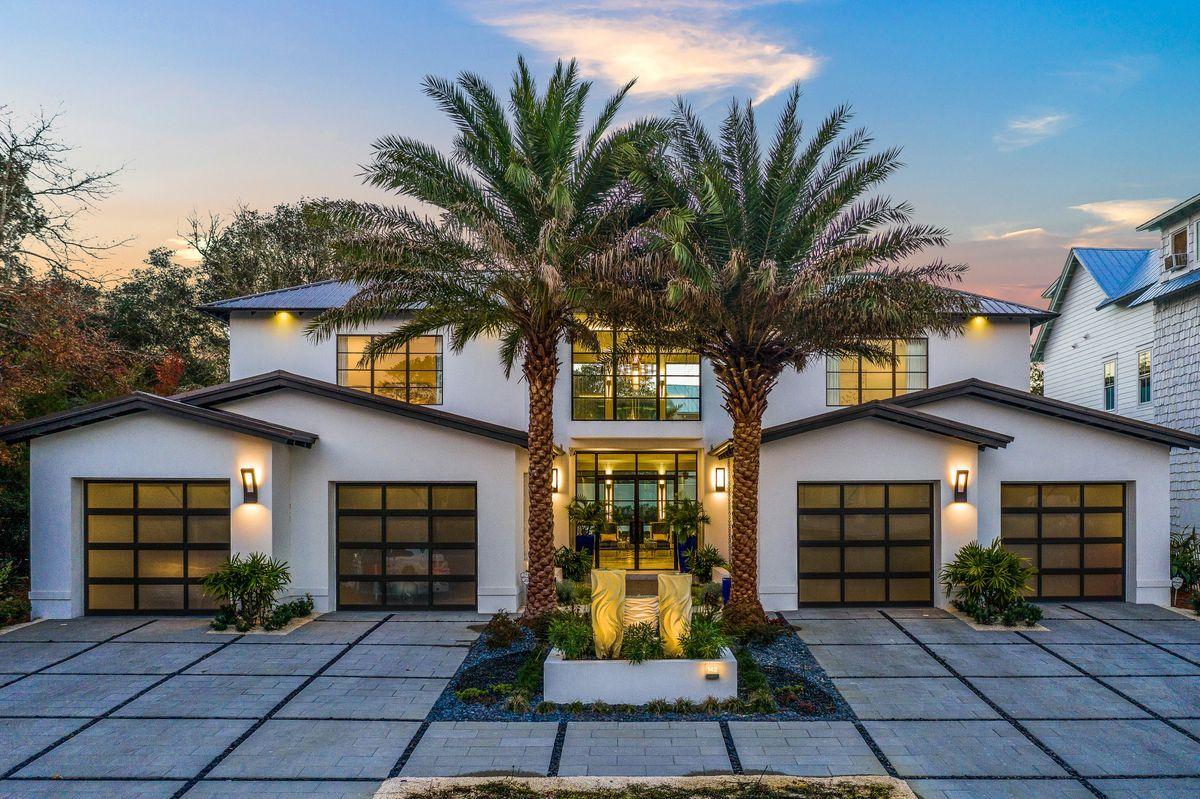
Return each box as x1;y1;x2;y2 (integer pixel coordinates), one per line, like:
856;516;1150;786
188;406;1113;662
1166;252;1189;270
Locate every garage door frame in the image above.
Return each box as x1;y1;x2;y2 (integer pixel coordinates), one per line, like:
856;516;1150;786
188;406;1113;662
1000;481;1126;601
84;478;231;615
335;481;478;610
797;481;936;606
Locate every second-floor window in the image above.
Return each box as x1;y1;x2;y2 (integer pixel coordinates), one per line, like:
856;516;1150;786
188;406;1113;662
337;335;443;405
1168;227;1188;270
826;338;928;406
571;330;701;421
1138;350;1151;405
1103;359;1116;410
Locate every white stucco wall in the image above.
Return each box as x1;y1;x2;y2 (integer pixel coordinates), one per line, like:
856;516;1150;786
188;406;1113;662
752;418;979;611
915;396;1173;604
27;414;278;619
219;391;524;613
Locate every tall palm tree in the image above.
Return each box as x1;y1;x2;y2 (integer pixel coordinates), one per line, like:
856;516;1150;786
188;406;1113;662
591;89;974;616
308;58;661;619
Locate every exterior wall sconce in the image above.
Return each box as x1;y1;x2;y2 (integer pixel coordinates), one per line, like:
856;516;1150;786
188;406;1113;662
240;468;259;504
714;467;727;492
953;469;969;503
705;662;720;680
551;468;560;493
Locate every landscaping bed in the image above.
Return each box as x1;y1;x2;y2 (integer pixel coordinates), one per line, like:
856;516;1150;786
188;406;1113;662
379;776;909;799
428;611;852;722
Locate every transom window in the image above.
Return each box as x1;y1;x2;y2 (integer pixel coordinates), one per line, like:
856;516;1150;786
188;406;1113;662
826;338;928;406
1103;359;1116;410
337;334;442;405
85;480;231;613
1138;350;1151;405
571;329;700;421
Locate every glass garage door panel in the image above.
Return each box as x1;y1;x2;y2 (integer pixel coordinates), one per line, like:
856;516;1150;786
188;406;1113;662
1000;482;1125;601
336;482;477;610
84;480;230;614
797;482;934;605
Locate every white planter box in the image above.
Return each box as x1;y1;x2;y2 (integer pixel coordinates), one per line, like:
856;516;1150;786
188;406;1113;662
543;647;737;704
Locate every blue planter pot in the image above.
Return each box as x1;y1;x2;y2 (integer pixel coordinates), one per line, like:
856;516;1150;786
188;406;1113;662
676;536;698;572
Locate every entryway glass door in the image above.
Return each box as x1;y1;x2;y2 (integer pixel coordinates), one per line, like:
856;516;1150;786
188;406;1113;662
575;451;697;571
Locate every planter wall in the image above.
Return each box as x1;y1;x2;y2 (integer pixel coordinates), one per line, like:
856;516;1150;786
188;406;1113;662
543;647;737;704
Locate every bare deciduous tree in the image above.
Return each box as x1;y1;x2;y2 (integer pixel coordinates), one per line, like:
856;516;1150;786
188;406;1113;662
0;107;128;281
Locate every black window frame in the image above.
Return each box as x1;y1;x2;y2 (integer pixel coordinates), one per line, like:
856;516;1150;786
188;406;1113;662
825;338;929;407
570;329;701;421
84;479;231;615
999;481;1126;601
336;334;444;405
797;481;935;606
335;481;477;610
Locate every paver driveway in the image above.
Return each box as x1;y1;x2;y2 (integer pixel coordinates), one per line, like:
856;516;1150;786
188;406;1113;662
0;603;1198;799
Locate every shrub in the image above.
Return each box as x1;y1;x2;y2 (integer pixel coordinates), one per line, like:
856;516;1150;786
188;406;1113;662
505;693;531;713
1171;528;1200;592
680;608;730;659
685;544;726;584
456;687;492;704
263;594;314;631
671;698;698;714
746;688;778;713
1000;601;1043;627
695;582;723;608
547;609;593;660
664;499;711;543
0;594;30;627
940;540;1034;623
516;645;547;695
721;600;787;645
1192;592;1200;615
621;622;664;664
202;552;291;628
646;698;671;714
554;545;593;583
535;701;557;715
0;559;13;593
591;700;610;714
483;610;523;649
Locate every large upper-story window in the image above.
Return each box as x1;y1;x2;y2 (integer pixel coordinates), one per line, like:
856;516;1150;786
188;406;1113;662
337;335;443;405
572;330;701;421
825;338;927;406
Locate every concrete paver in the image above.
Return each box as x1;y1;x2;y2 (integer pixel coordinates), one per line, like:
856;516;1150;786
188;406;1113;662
1023;719;1200;777
276;676;446;720
808;644;950;677
114;674;306;718
211;719;419;779
401;721;557;777
863;719;1067;777
556;721;730;777
728;720;884;777
970;676;1149;719
832;677;998;720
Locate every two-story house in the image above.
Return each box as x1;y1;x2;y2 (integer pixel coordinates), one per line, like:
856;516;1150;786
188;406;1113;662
1035;192;1200;528
4;281;1198;619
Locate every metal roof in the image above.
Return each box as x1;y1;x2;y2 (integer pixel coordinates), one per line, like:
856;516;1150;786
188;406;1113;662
1136;192;1200;232
889;378;1200;449
953;290;1055;321
0;392;319;447
1129;266;1200;308
196;280;367;319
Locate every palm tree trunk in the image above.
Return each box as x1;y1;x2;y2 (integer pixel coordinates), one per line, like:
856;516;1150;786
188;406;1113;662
522;333;559;620
717;360;775;616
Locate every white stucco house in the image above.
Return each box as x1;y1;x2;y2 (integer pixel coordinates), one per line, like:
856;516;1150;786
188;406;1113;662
1034;192;1200;527
4;280;1199;619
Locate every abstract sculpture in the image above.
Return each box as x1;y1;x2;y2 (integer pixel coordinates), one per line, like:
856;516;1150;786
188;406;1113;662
657;573;692;657
590;569;626;658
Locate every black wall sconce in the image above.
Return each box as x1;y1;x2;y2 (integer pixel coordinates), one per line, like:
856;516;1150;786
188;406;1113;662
240;467;259;504
953;469;969;503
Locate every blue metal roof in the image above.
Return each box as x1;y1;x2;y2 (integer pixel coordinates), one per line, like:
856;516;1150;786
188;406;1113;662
1129;266;1200;307
1072;248;1157;302
197;280;365;318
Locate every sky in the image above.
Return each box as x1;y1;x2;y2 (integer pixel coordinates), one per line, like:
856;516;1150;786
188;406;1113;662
3;0;1198;305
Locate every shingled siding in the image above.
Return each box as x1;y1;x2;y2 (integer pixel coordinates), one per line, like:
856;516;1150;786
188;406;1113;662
1154;293;1200;527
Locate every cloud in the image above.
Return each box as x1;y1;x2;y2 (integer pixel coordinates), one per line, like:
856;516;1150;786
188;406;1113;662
1070;198;1176;234
1058;55;1155;94
973;226;1049;242
994;113;1072;151
165;237;203;262
466;1;820;101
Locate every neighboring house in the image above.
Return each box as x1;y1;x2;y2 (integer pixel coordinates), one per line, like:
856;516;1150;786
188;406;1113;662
1035;192;1200;527
4;281;1198;620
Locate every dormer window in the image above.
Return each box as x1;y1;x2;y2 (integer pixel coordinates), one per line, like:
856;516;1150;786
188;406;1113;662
1167;227;1188;270
337;335;443;405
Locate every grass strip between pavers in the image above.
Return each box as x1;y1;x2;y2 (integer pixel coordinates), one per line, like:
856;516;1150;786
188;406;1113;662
376;776;912;799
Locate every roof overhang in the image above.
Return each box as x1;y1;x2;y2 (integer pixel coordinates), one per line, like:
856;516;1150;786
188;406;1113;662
889;378;1200;449
177;371;529;448
0;392;318;447
1136;193;1200;232
708;401;1013;459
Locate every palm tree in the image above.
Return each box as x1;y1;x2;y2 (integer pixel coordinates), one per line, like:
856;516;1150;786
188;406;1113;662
307;58;660;619
591;89;974;616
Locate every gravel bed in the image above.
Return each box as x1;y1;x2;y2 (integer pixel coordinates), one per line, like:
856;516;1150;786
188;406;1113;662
427;618;853;722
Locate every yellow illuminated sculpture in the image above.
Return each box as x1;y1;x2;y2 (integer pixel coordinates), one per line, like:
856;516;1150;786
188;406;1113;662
657;573;692;657
590;569;626;658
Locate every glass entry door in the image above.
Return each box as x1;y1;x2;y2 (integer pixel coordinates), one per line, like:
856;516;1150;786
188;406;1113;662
575;452;697;571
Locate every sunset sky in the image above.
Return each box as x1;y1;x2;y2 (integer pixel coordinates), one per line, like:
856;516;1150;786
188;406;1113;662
4;0;1198;304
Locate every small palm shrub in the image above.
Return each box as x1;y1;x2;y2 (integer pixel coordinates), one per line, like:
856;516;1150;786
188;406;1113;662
1171;528;1200;594
546;609;593;660
554;546;593;582
664;499;711;543
684;544;726;583
680;608;730;659
202;552;291;629
621;622;664;664
941;541;1036;623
